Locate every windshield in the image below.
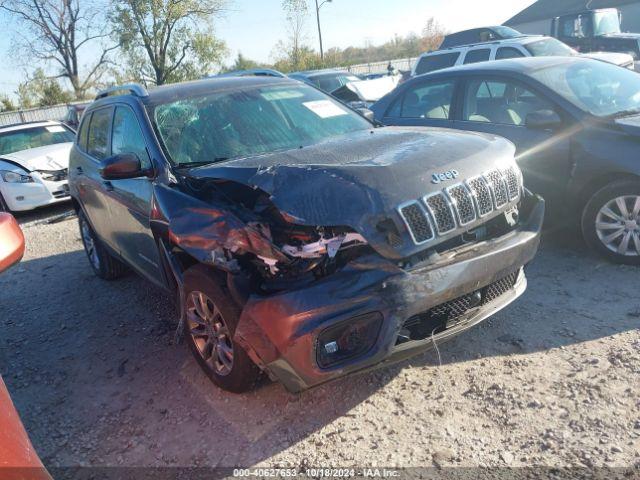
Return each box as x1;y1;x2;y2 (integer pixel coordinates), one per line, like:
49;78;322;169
311;73;361;93
525;38;576;57
493;26;523;38
0;124;75;156
151;84;371;166
531;60;640;117
594;10;621;36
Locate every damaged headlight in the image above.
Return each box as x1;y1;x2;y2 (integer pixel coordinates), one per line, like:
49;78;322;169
316;312;383;368
1;170;33;183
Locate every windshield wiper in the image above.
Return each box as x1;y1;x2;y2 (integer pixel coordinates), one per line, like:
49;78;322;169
175;158;229;168
607;108;640;119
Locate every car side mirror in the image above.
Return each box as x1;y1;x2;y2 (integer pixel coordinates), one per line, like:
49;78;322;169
100;153;150;180
525;110;562;130
0;213;25;274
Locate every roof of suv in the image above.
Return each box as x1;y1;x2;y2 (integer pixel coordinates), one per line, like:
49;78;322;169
415;55;586;77
91;76;299;109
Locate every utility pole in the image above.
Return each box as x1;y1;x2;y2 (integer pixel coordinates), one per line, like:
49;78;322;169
315;0;332;62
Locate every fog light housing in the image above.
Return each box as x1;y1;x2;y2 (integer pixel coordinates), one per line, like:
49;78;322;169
316;312;383;368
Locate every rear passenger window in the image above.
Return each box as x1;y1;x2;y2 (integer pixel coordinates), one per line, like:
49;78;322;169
496;47;526;60
87;108;112;160
77;114;91;152
463;49;491;64
398;81;455;119
414;53;460;75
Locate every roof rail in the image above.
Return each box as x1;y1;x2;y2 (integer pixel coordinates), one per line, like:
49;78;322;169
95;84;149;100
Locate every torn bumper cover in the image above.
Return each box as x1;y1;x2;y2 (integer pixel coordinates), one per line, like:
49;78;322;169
234;195;545;393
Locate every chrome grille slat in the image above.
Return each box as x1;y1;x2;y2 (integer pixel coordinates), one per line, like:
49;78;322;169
424;193;456;234
398;202;434;244
466;176;494;217
485;170;509;208
446;184;477;226
398;165;523;246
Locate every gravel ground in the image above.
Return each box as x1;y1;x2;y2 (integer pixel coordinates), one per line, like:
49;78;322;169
1;203;639;473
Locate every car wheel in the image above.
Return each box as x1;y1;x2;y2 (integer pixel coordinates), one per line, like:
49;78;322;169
78;210;128;279
183;264;260;393
582;180;640;265
0;192;11;213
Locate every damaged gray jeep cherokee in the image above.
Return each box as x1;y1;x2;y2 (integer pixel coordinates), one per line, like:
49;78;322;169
69;77;544;393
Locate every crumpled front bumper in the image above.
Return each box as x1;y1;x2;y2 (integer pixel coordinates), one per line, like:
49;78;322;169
234;195;545;393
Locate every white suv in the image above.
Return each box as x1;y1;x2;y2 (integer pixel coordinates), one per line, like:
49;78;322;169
412;36;635;76
0;121;75;212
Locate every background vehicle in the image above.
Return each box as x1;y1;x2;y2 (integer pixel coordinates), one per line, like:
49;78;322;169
288;69;362;93
440;26;525;49
69;78;542;393
412;36;634;76
0;120;74;212
62;103;89;129
372;56;640;264
213;68;286;78
507;7;640;68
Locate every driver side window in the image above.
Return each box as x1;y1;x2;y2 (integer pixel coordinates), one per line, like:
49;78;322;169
394;80;456;119
111;106;151;169
463;79;554;126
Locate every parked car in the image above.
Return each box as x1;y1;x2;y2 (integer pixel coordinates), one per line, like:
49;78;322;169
62;102;89;129
372;56;640;264
213;68;286;78
508;7;640;69
288;69;362;93
0;120;74;212
440;26;526;49
68;77;543;393
412;36;635;76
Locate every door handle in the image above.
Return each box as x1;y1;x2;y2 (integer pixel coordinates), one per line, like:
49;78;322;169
103;181;114;192
75;166;84;175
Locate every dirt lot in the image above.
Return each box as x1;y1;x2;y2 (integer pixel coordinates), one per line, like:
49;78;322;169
1;203;639;472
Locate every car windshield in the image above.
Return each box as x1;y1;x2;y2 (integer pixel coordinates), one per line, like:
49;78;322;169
493;26;522;38
594;10;621;35
0;124;75;156
151;83;371;166
531;60;640;117
525;38;576;57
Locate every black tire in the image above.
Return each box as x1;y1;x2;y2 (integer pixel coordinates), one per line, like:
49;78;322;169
78;209;128;279
582;180;640;265
0;192;11;213
183;264;260;393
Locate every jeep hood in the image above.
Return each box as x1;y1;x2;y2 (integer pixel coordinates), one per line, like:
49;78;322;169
187;127;515;226
0;143;71;172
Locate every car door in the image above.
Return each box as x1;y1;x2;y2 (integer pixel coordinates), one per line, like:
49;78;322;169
452;76;573;209
105;104;162;284
73;106;117;249
380;78;458;128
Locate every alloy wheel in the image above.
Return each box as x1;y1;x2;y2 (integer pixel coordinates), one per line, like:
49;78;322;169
595;195;640;257
80;217;100;269
186;291;234;376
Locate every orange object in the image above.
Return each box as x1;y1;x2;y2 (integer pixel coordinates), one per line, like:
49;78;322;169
0;213;24;274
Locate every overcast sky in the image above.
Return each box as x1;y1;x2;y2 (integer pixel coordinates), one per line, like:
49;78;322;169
0;0;535;98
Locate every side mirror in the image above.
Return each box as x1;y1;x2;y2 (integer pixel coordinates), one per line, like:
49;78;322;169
525;110;562;130
100;153;150;180
0;213;25;274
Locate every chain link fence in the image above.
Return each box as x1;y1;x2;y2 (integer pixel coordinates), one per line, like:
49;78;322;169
0;103;82;127
346;57;418;76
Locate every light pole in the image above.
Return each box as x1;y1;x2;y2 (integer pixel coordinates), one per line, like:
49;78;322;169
315;0;332;62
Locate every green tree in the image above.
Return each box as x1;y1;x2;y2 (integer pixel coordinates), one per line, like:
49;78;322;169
229;52;261;71
16;69;73;108
273;0;323;72
0;96;16;112
112;0;228;85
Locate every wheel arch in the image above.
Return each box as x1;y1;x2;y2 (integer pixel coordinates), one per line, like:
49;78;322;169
573;172;640;215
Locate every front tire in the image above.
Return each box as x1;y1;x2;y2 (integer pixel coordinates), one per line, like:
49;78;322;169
183;264;260;393
582;180;640;265
78;210;128;279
